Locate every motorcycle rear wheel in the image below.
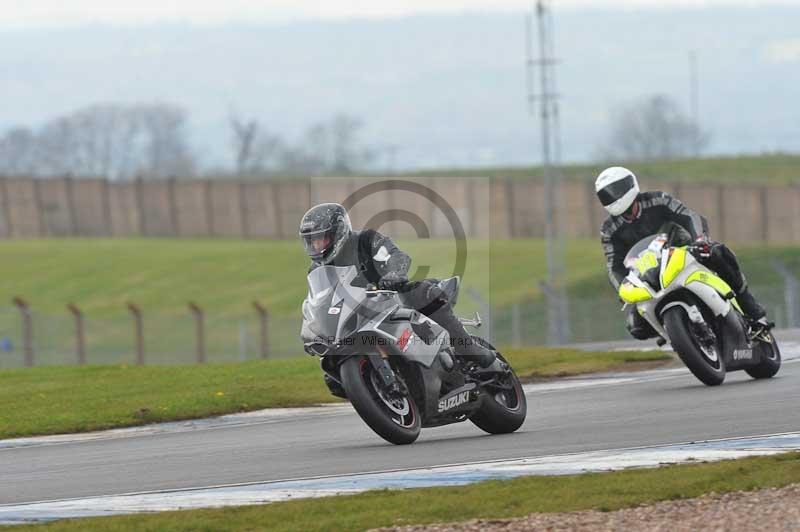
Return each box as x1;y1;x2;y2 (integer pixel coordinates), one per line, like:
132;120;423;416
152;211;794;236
746;333;781;379
469;338;527;434
340;355;421;445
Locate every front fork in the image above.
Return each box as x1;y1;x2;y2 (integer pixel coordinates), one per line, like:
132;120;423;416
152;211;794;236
371;346;406;397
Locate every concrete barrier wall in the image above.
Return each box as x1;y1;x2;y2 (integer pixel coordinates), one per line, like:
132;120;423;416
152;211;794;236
0;176;797;243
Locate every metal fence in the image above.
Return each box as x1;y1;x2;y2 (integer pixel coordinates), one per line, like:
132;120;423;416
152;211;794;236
0;304;298;369
0;279;797;369
487;282;799;348
1;176;800;243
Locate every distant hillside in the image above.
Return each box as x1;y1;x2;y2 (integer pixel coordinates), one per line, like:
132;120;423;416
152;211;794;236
2;7;799;169
406;154;800;184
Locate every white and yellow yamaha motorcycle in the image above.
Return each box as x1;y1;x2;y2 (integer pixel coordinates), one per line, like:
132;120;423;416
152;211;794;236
618;233;781;386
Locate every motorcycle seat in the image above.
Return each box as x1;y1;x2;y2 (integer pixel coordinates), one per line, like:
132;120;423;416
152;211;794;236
437;276;460;306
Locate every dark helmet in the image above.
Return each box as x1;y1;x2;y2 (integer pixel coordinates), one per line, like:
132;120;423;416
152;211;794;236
299;203;352;264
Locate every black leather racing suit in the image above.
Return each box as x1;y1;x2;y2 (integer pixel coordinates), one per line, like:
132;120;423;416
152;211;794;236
600;191;758;339
309;229;485;355
309;229;412;289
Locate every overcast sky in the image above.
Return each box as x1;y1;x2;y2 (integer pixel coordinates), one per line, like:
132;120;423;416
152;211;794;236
1;0;792;28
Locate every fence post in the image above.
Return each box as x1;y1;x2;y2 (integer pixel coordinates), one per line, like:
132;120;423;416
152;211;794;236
189;302;206;364
127;302;145;365
465;288;493;343
12;297;33;367
252;301;269;359
539;281;571;346
168;176;180;237
134;176;146;236
64;175;78;236
772;260;799;328
67;303;86;365
0;177;12;238
511;304;522;348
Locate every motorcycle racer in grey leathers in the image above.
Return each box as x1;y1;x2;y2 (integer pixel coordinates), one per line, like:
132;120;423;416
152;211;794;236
299;203;496;396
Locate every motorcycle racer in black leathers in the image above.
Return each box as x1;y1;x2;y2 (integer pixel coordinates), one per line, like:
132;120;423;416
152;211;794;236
299;203;496;398
595;166;767;341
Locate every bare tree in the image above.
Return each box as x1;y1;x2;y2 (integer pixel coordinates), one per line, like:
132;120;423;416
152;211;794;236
598;95;710;161
278;113;369;176
29;103;196;179
138;104;196;179
37;117;81;176
229;113;284;177
0;127;39;175
35;104;142;178
2;105;373;179
330;114;363;173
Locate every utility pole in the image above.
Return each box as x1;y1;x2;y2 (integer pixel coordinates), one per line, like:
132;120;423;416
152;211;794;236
689;50;700;157
526;1;569;345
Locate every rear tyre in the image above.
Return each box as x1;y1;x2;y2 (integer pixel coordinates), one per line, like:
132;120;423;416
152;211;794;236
340;355;421;445
746;334;781;379
663;307;726;386
469;338;527;434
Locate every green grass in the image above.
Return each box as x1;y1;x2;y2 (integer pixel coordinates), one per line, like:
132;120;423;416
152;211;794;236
10;452;800;531
0;238;604;319
504;347;669;378
0;348;668;439
0;238;795;318
0;358;332;439
406;154;800;184
0;238;794;362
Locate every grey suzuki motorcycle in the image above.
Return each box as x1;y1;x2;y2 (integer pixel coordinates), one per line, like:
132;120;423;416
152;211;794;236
301;265;527;445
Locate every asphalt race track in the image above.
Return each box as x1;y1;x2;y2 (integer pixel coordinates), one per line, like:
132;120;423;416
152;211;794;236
2;332;799;507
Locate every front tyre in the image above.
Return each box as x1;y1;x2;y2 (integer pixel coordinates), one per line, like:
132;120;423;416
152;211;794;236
340;355;421;445
663;307;725;386
469;339;527;434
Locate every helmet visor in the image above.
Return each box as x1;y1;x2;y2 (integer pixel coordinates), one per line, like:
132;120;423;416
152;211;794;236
597;175;635;207
302;229;335;260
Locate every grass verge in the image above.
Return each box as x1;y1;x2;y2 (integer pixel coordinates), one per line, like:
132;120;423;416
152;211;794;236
407;154;800;184
0;239;796;318
0;348;669;440
503;347;671;379
9;452;800;531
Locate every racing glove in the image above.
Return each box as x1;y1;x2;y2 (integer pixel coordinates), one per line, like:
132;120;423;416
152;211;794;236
689;234;713;259
377;272;408;291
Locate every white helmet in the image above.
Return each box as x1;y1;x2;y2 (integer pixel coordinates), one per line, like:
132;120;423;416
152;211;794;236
595;167;640;216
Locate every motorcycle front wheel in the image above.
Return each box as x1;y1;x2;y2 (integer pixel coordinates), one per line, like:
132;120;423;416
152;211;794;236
663;307;726;386
340;355;421;445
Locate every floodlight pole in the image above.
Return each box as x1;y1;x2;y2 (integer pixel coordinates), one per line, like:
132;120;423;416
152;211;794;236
528;1;569;345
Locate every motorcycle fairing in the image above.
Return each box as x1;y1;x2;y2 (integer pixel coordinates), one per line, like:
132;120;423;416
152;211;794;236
623;235;759;369
301;265;450;368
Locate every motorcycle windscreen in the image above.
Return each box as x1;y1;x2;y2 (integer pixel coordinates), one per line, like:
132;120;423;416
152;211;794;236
305;265;390;344
623;234;667;271
304;265;359;341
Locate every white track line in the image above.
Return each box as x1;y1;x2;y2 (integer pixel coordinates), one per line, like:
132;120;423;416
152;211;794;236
2;431;799;525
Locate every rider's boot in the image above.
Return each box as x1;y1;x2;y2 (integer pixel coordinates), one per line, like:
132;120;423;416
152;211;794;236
428;304;496;368
736;286;766;322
